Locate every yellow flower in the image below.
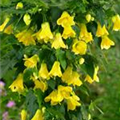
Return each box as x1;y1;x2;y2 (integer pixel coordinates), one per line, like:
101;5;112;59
72;39;87;55
33;79;48;92
24;54;39;68
96;22;109;37
44;90;63;105
101;36;115;50
9;73;24;93
58;85;72;99
62;66;82;86
16;29;36;46
79;24;93;43
57;11;75;27
31;109;44;120
62;26;76;39
0;18;9;31
67;95;81;111
85;66;99;84
79;58;85;65
23;13;31;26
0;17;13;34
21;109;27;120
86;14;92;22
49;61;62;77
112;14;120;31
36;22;53;43
39;63;49;79
51;33;67;49
16;2;23;9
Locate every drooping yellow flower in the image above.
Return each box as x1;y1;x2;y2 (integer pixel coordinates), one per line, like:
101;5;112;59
62;66;72;83
44;90;63;105
16;29;36;46
58;85;72;99
51;33;67;49
62;26;76;39
24;54;39;68
9;73;24;93
16;2;23;9
0;17;13;34
0;18;10;31
49;61;62;77
96;22;109;37
57;11;75;27
79;24;93;43
66;95;81;111
33;79;48;92
112;14;120;31
36;22;53;43
85;66;99;84
31;109;44;120
72;39;87;55
68;71;82;86
39;63;49;79
62;66;82;86
23;13;31;26
21;109;27;120
101;36;115;50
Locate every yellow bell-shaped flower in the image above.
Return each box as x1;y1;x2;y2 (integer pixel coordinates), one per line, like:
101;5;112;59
51;33;67;49
23;13;31;26
49;61;62;77
44;90;63;105
9;73;24;93
57;11;75;27
62;66;72;83
62;26;76;39
67;95;81;111
112;14;120;31
85;66;99;84
58;85;72;99
39;63;49;79
24;54;39;68
36;22;53;43
72;39;87;55
69;71;82;86
0;18;10;32
33;79;48;92
31;109;44;120
96;22;109;37
16;29;36;46
85;14;92;22
101;35;115;49
79;24;93;43
21;109;27;120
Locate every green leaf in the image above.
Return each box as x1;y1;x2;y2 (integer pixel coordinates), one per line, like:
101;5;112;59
25;90;39;119
56;49;67;70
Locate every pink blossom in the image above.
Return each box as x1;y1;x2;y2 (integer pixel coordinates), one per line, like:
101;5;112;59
6;101;15;108
0;80;5;88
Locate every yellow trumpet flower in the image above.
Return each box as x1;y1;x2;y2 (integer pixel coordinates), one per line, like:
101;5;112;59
112;14;120;31
57;11;75;27
39;63;49;79
101;35;115;50
96;22;109;37
49;61;62;77
51;33;67;49
21;109;27;120
9;73;24;93
24;54;39;68
36;22;53;43
31;109;44;120
72;39;87;55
